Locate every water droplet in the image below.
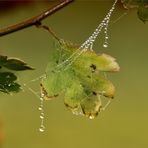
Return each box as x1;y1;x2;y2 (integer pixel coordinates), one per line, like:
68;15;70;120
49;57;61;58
6;75;10;78
41;93;45;97
103;44;108;48
72;109;79;115
41;113;44;116
71;107;83;116
105;36;109;39
40;115;44;119
10;93;13;96
89;115;95;120
101;91;106;94
38;107;42;111
40;97;43;101
39;128;45;132
110;9;113;12
38;95;46;132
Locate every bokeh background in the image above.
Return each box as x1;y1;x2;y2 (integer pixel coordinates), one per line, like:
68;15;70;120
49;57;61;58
0;0;148;148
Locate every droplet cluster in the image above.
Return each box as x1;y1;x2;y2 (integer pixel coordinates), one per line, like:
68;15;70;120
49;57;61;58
38;94;45;132
80;0;118;50
55;0;118;71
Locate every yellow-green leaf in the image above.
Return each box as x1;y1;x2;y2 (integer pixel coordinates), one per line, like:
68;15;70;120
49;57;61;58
41;40;119;118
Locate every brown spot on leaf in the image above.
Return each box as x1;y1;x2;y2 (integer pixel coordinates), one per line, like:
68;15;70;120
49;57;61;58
40;83;59;100
90;64;96;70
64;102;78;110
92;91;97;96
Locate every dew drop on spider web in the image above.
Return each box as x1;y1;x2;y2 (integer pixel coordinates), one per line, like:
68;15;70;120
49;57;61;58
38;96;45;132
103;44;108;48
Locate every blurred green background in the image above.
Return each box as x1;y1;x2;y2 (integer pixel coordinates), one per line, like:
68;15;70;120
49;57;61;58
0;0;148;148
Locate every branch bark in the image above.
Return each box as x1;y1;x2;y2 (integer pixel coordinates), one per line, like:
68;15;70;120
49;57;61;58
0;0;74;37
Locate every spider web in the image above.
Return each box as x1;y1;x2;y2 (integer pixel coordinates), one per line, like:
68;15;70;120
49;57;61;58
20;0;127;132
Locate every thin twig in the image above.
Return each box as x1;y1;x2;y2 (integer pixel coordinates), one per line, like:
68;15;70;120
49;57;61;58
0;0;74;37
36;22;60;41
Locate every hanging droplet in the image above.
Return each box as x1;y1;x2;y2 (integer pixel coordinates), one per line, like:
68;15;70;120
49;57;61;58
9;93;13;96
38;107;42;111
72;111;79;115
41;112;44;116
41;93;45;98
40;97;43;101
103;44;108;48
38;94;46;133
40;115;44;119
89;115;95;120
72;108;83;116
8;84;11;87
39;127;45;132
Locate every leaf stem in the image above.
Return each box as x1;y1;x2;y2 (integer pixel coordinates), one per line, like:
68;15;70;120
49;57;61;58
36;22;60;41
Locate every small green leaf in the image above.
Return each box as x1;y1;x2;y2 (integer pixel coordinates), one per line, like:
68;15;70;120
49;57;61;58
0;55;7;66
0;55;34;94
0;72;17;83
137;5;148;22
121;0;148;22
3;59;34;71
121;0;148;8
0;72;21;93
0;55;34;71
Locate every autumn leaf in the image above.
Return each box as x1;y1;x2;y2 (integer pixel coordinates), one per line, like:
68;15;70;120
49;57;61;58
40;40;120;119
